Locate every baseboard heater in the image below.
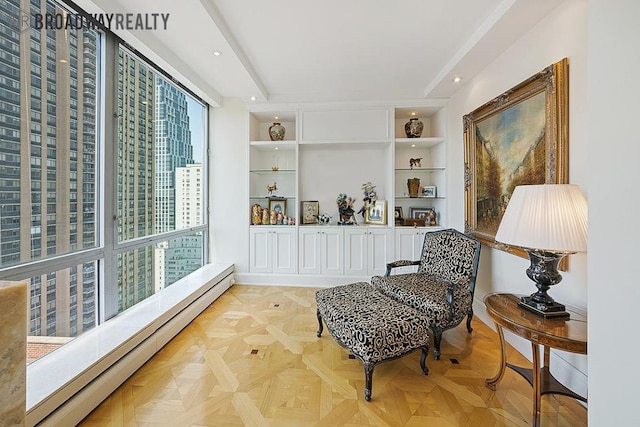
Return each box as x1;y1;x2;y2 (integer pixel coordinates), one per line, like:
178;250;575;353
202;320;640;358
27;264;234;426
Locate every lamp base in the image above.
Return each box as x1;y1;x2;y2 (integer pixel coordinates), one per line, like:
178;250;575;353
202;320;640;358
518;296;570;318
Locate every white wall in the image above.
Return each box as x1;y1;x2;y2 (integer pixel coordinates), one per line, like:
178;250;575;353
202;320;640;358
447;0;589;397
208;2;640;421
210;99;250;272
588;0;640;424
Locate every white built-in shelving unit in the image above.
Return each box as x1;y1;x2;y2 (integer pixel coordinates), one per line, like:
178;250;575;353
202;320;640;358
246;103;448;284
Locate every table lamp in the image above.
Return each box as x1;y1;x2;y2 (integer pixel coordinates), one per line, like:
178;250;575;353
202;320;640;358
494;184;588;318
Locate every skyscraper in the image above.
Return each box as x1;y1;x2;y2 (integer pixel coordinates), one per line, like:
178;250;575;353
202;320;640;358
154;78;192;234
164;164;203;286
0;0;98;340
116;48;156;312
153;78;195;290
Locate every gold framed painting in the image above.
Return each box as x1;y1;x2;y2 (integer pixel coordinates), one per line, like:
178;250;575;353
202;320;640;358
464;58;569;260
300;200;319;224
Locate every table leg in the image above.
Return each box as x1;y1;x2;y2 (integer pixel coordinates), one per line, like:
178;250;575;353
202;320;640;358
486;324;506;390
532;343;541;427
543;345;550;368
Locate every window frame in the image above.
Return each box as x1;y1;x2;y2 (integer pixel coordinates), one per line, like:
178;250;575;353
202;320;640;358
0;0;210;330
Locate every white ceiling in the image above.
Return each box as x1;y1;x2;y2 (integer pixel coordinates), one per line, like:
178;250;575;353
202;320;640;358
79;0;565;106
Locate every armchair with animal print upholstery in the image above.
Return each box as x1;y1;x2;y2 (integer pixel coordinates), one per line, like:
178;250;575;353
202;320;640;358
371;228;481;360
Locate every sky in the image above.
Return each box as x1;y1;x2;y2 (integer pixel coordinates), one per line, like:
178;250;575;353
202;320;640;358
476;92;545;191
186;96;205;163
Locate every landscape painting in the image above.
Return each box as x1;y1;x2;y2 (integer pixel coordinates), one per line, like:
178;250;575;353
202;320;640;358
464;58;569;257
474;91;545;235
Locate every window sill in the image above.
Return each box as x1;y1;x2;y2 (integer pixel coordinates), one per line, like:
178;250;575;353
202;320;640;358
26;263;234;424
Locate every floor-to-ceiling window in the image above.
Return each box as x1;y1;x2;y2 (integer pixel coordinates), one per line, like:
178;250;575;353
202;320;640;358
0;0;209;363
115;47;206;313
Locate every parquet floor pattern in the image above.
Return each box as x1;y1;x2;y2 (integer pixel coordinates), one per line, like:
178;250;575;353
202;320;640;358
80;285;587;426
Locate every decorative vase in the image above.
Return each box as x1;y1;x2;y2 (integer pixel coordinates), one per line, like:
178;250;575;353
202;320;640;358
407;178;421;198
269;122;285;141
404;117;424;138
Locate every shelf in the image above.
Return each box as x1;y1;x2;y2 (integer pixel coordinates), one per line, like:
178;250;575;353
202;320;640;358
395;196;445;200
395;167;445;172
249;224;296;228
250;140;296;151
250;169;295;175
394;137;444;148
250;196;296;200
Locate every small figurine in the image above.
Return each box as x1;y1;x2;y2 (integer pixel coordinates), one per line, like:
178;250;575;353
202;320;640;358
427;209;436;226
251;204;263;225
262;209;269;225
409;158;422;169
357;181;378;218
270;210;277;225
317;213;332;225
266;182;277;197
336;193;357;225
277;212;284;225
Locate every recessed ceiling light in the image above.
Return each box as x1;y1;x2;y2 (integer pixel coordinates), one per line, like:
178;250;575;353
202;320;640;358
453;76;462;83
213;51;222;56
411;144;416;148
411;111;417;116
250;96;257;101
274;147;279;150
274;116;279;120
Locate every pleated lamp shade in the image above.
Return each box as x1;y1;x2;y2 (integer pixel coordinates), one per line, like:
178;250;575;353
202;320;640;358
495;184;588;253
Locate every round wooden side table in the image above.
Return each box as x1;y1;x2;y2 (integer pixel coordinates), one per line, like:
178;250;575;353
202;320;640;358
484;293;587;427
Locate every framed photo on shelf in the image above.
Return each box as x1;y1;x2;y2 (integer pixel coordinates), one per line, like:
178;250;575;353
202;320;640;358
422;186;436;198
394;206;403;224
410;207;430;221
301;200;319;224
268;198;287;216
365;200;387;225
411;207;437;226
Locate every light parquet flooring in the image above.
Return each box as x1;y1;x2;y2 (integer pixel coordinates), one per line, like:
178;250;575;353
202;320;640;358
79;285;587;427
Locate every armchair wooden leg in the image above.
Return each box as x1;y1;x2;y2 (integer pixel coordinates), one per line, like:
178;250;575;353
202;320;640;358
433;331;442;360
364;364;375;401
420;346;430;375
316;309;323;337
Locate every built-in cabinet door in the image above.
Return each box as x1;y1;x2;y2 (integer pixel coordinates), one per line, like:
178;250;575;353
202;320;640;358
299;228;321;274
250;227;296;274
344;228;393;276
396;228;423;259
299;227;343;275
322;227;344;275
249;227;273;273
344;229;368;276
368;228;393;276
394;228;429;274
272;228;297;274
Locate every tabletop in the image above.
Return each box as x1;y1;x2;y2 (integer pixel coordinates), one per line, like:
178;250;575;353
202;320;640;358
484;293;587;354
